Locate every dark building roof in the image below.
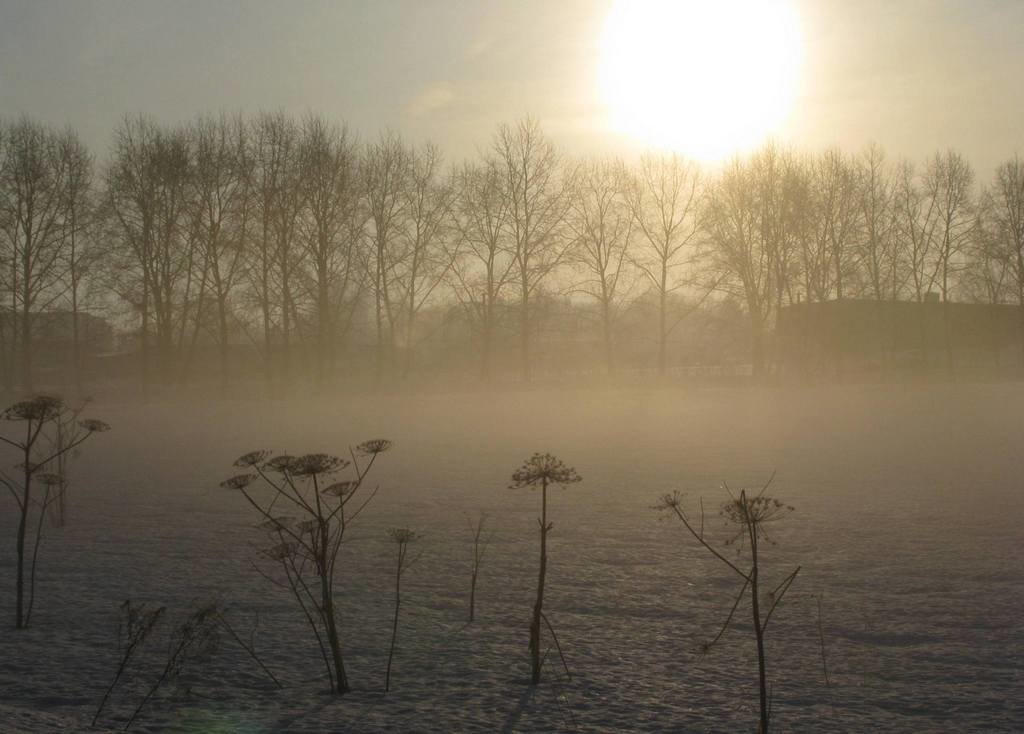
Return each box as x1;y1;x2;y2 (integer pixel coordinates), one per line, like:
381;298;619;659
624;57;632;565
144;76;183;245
776;299;1024;374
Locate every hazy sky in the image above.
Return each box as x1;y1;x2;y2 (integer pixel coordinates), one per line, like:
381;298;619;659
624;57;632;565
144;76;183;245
1;0;1021;173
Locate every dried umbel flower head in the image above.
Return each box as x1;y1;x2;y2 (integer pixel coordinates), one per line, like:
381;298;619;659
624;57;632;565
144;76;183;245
720;494;794;530
321;480;359;499
654;490;684;512
220;474;256;490
388;527;419;545
35;472;64;487
3;395;65;422
357;439;393;456
289;454;348;477
263;455;297;474
78;419;111;433
510;453;582;489
234;450;271;468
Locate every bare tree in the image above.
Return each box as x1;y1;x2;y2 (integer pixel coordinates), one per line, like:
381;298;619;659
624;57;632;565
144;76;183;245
625;153;707;376
396;143;457;377
0;118;72;390
924;150;975;304
188;113;251;389
448;160;515;380
984;155;1024;361
924;150;976;373
567;158;635;374
248;112;305;393
856;144;902;300
810;148;862;301
363;131;411;382
492;118;573;381
706;146;802;376
105;116;199;392
961;197;1011;306
894;160;939;303
509;452;581;685
297;114;363;387
55;129;100;392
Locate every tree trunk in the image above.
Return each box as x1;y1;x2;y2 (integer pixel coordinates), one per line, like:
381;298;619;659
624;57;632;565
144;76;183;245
317;270;330;389
217;295;230;391
280;274;292;392
1019;303;1024;370
140;280;151;400
480;308;493;382
20;304;32;392
375;255;385;385
942;269;954;378
520;284;531;382
658;266;668;378
602;296;614;376
260;222;274;394
751;316;765;378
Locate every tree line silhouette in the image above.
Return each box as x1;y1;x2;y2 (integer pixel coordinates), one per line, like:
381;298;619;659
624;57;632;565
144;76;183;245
2;113;1022;391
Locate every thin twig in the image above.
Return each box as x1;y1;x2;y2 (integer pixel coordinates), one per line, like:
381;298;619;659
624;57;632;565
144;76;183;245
540;611;572;681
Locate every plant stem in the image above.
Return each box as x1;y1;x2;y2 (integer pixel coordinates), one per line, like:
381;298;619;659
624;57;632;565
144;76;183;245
530;477;548;685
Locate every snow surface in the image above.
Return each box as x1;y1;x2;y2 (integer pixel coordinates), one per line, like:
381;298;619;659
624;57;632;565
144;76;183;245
1;383;1022;732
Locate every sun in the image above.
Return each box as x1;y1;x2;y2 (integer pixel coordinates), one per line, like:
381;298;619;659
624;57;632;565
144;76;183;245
598;0;803;162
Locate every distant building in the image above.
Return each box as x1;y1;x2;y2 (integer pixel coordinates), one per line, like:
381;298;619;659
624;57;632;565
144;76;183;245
776;299;1024;376
0;309;114;354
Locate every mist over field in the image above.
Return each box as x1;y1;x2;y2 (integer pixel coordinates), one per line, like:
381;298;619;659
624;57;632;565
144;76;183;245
1;383;1022;731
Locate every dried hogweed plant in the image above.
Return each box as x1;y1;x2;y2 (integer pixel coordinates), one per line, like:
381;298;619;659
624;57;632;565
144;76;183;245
123;602;222;730
92;600;166;727
222;439;392;694
0;395;109;628
466;511;493;623
656;472;799;734
384;526;421;693
510;452;581;685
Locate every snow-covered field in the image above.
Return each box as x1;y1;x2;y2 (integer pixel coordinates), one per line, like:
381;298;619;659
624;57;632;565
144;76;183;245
1;383;1022;732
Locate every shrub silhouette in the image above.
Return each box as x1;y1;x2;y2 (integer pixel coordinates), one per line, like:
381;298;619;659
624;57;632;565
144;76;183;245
510;452;580;685
0;395;109;628
657;474;800;733
224;439;392;694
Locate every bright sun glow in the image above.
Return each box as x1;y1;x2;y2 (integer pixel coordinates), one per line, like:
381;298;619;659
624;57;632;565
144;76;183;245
599;0;803;162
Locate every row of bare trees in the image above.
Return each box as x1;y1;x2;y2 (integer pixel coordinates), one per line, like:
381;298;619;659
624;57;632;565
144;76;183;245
0;120;98;391
3;113;1023;389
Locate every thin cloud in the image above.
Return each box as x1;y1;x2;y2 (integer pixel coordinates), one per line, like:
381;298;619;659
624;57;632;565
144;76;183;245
406;82;456;119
